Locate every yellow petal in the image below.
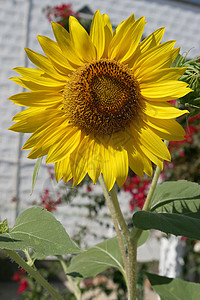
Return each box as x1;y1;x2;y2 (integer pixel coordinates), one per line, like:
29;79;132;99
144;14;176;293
13;67;66;87
101;144;116;191
23;117;67;150
37;35;74;74
102;13;113;58
55;160;63;182
140;80;191;101
134;48;180;79
128;151;144;177
144;101;189;119
46;128;82;163
135;126;171;161
144;116;186;140
10;76;63;92
69;16;96;62
108;13;135;59
71;135;90;186
12;107;41;121
111;148;129;187
25;48;68;81
87;139;101;185
140;144;164;170
55;156;73;183
129;27;165;66
139;67;187;84
140;153;153;177
26;121;70;159
132;40;176;70
51;22;84;66
90;10;105;59
62;157;73;182
9;91;63;107
118;17;146;63
9;109;64;133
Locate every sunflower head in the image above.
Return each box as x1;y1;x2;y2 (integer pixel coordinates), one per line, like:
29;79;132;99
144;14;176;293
9;10;191;191
63;58;143;136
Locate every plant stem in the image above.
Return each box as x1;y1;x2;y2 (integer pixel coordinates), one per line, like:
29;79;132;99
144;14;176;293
109;185;137;299
127;240;137;300
99;175;137;299
24;248;35;267
57;255;82;300
5;249;64;300
98;175;128;283
109;187;130;240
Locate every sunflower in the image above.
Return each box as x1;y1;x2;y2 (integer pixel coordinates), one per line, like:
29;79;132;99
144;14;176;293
9;10;191;191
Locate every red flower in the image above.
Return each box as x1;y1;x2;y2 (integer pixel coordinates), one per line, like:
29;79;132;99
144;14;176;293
87;185;92;192
123;175;151;211
12;269;29;294
17;278;29;294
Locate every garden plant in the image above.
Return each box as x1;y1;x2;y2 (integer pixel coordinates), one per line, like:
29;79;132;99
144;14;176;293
0;8;200;300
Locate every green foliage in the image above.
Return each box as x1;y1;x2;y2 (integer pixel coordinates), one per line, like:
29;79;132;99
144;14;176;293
133;210;200;240
0;207;82;256
147;272;200;300
0;219;9;234
67;237;125;279
137;230;150;247
150;180;200;212
172;54;200;118
67;230;149;280
133;181;200;239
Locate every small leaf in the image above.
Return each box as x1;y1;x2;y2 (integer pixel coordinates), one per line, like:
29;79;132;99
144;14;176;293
0;219;9;234
67;237;125;279
150;180;200;213
0;207;82;256
133;211;200;240
31;157;43;194
137;230;150;247
147;273;200;300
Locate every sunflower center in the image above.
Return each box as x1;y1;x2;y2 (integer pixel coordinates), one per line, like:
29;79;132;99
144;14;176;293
63;59;142;136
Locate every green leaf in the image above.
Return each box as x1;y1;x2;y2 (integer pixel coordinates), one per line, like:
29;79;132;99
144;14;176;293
0;219;9;234
31;157;43;194
137;230;150;247
150;180;200;213
133;210;200;240
0;207;82;256
147;273;200;300
67;237;125;279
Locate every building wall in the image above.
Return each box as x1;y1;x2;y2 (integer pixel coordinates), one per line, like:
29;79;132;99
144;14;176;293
0;0;199;245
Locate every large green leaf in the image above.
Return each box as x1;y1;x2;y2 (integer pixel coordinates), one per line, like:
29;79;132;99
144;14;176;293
150;180;200;212
67;230;150;279
147;273;200;300
0;207;82;256
67;237;125;279
133;211;200;240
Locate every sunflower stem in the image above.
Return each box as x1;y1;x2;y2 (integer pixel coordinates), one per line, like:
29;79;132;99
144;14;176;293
109;184;138;299
127;239;137;300
109;185;138;299
5;249;64;300
57;255;82;300
98;175;129;285
99;175;138;299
